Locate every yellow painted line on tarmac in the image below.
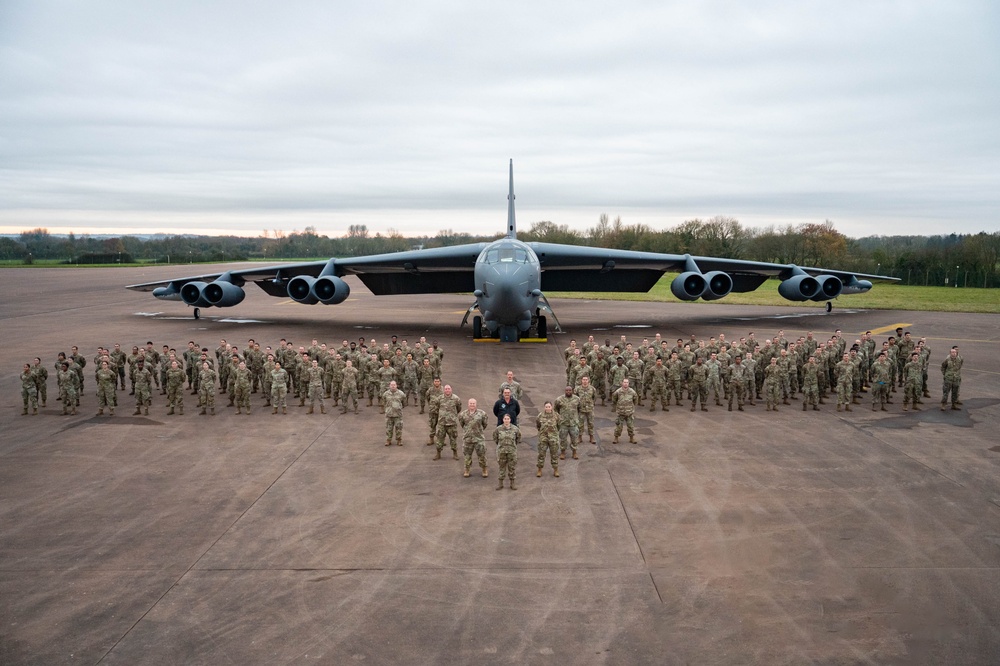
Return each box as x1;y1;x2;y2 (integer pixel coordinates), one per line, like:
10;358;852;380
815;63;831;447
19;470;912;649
866;323;913;336
277;300;296;306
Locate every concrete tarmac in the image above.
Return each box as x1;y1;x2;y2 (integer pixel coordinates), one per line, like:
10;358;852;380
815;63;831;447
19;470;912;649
2;265;999;665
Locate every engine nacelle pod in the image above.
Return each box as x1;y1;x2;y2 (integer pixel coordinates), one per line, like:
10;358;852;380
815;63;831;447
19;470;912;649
287;276;319;304
778;274;820;301
314;275;350;304
203;281;245;307
671;272;706;301
809;275;843;301
700;271;733;301
180;281;212;307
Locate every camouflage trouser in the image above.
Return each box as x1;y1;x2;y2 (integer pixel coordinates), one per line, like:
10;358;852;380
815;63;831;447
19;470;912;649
236;385;251;409
435;423;458;452
788;371;799;395
366;380;378;400
166;384;183;408
728;381;745;409
592;377;607;401
386;416;402;441
327;378;341;400
836;380;852;406
648;385;667;410
61;386;78;410
200;386;215;408
403;378;418;403
22;386;38;410
340;385;358;410
665;379;682;404
418;383;432;410
428;410;440;438
537;434;559;469
690;381;707;409
579;410;594;436
497;446;517;480
463;438;487;469
271;385;286;408
307;382;323;408
871;382;887;408
942;378;961;406
558;424;579;454
765;380;780;408
37;382;46;404
614;413;634;437
803;383;819;407
707;376;722;403
903;381;920;407
135;385;151;408
98;382;117;409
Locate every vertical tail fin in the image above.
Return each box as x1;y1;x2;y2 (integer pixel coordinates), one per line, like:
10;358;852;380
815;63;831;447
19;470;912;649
506;159;516;239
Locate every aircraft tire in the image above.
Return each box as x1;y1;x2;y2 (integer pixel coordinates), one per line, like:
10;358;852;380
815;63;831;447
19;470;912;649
537;315;547;339
473;315;482;339
193;307;201;320
825;302;832;313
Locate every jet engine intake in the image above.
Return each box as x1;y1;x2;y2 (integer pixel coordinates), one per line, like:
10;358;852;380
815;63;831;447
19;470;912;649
313;275;350;304
700;271;733;301
670;272;707;301
777;274;820;301
180;281;212;307
203;280;246;307
809;275;843;301
287;276;320;304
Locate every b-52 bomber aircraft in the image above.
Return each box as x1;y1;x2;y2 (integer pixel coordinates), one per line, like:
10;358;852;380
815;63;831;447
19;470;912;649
128;160;897;342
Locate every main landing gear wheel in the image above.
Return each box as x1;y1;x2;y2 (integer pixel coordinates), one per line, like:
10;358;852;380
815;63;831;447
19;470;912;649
536;315;547;339
825;302;832;313
473;315;483;339
193;307;201;320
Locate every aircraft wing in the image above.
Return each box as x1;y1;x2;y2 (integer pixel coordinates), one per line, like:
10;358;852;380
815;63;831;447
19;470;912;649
526;242;898;294
126;243;490;297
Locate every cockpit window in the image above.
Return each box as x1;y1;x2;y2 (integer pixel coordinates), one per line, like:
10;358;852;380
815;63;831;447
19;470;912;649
484;246;528;264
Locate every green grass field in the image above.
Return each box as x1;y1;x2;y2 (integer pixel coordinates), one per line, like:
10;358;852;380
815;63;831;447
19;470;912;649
551;275;999;314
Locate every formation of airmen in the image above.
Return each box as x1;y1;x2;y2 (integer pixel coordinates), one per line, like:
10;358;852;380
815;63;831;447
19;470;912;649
18;327;966;490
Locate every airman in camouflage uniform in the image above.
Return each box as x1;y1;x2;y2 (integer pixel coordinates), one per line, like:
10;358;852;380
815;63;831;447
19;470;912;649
802;356;821;411
303;359;324;414
535;401;560;477
340;359;359;413
687;356;709;411
941;346;963;410
647;358;669;411
434;385;462;460
165;360;186;415
554;386;581;460
57;362;80;415
21;364;38;415
383;380;406;445
834;353;854;412
869;353;890;411
199;361;217;415
665;352;684;406
901;352;923;411
611;378;639;444
763;357;781;411
705;352;723;406
95;360;117;415
270;362;288;414
626;351;645;406
234;361;252;414
493;414;521;490
31;358;48;407
401;353;419;406
727;356;748;411
416;358;436;414
458;398;490;477
574;376;597;443
498;370;523;401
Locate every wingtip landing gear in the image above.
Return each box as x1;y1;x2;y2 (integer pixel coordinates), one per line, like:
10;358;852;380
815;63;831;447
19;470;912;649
825;302;832;313
193;307;201;320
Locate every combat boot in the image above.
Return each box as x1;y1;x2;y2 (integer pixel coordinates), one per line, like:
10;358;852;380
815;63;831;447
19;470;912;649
396;438;402;446
419;406;425;414
629;434;636;443
62;407;68;415
299;398;305;407
282;406;287;414
385;439;392;446
201;407;207;415
805;402;810;412
179;405;184;415
168;407;175;415
783;398;790;405
700;405;709;412
340;406;347;414
109;407;115;416
354;405;358;414
307;405;314;414
452;450;459;460
559;452;565;460
509;479;517;490
941;403;947;411
133;407;141;415
554;469;559;477
97;408;104;416
613;436;619;444
536;468;542;477
464;468;471;478
273;407;279;414
572;450;579;460
71;406;77;415
236;407;242;414
433;450;441;460
813;405;820;411
496;479;504;490
481;467;488;478
22;407;28;415
367;397;373;406
589;434;595;443
320;405;326;414
691;405;696;412
845;405;851;412
245;407;251;415
211;407;216;415
912;405;921;411
837;404;842;412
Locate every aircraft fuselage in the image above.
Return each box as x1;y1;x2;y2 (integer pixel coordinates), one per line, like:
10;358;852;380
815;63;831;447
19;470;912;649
473;238;541;337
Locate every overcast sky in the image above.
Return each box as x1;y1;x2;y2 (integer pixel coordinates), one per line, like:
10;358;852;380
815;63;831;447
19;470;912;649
1;1;998;239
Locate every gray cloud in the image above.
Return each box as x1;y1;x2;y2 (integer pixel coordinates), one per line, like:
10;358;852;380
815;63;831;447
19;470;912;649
1;0;997;238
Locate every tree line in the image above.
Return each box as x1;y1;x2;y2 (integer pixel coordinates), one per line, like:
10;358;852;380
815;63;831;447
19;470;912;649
4;216;998;288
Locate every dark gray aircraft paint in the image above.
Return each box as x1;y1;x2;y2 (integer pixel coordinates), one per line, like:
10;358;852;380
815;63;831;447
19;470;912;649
128;160;897;342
